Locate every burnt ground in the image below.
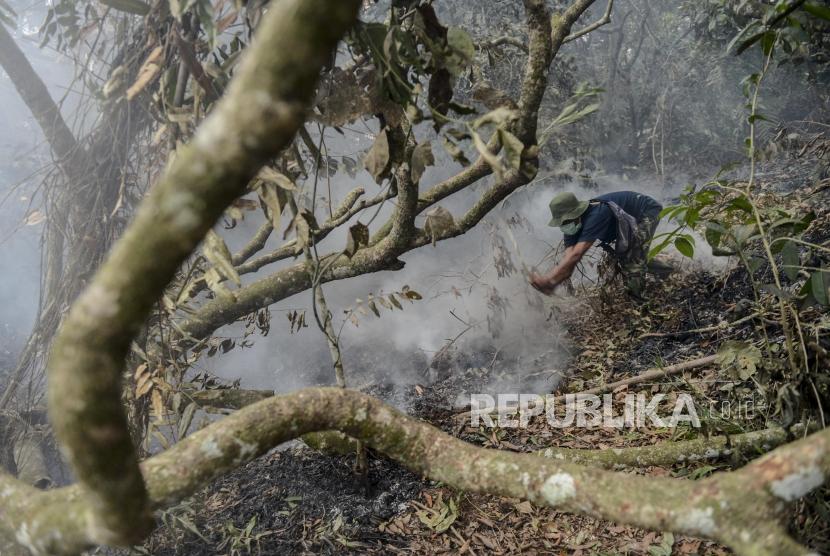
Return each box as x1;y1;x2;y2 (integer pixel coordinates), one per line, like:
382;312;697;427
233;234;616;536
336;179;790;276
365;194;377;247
129;145;830;556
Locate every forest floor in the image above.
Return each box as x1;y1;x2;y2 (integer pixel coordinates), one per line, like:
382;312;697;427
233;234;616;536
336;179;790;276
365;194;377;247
135;144;830;556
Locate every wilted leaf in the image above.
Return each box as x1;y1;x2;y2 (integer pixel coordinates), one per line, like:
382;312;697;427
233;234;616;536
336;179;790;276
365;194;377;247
472;131;503;181
441;136;470;165
424;206;456;246
258;166;296;190
23;210;46;226
428;68;453;127
151;389;165;421
474;106;519;129
126;46;163;100
403;289;423;300
292;209;319;252
364;129;390;184
498;129;524;170
257;182;287;232
344;222;370;258
716;340;761;380
203;229;241;286
416;495;458;532
178;402;198;439
410;141;434;184
367;295;380;317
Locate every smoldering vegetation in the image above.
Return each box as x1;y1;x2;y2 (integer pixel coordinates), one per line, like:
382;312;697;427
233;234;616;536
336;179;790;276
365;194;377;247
2;0;827;410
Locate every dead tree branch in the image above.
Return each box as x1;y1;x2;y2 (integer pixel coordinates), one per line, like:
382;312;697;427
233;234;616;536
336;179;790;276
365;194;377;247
562;0;614;44
564;354;718;398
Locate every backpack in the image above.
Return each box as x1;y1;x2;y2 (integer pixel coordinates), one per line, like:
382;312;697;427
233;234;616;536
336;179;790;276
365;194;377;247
592;199;639;259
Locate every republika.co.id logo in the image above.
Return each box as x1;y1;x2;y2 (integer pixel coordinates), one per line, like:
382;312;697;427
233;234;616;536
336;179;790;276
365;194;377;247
469;393;701;429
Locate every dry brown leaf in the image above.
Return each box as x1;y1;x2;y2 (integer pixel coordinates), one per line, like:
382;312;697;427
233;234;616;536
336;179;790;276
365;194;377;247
126;46;163;100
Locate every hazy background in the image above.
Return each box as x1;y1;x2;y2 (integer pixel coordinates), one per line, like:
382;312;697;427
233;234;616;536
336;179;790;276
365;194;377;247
2;0;824;400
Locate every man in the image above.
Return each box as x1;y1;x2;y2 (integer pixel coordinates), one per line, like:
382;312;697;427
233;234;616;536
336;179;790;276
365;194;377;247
530;190;663;299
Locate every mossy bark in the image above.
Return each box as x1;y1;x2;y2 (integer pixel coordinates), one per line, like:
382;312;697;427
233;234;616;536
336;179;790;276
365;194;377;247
2;388;826;555
45;0;362;547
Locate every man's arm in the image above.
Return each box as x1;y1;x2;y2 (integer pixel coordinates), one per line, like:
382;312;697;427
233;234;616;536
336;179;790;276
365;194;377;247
530;240;594;294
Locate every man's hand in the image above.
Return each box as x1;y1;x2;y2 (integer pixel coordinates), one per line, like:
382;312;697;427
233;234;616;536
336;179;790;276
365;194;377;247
529;271;557;296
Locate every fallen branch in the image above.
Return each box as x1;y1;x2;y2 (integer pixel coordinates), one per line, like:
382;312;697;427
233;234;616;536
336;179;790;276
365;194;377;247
1;388;825;555
564;354;718;398
453;354;718;420
638;312;762;340
538;425;805;468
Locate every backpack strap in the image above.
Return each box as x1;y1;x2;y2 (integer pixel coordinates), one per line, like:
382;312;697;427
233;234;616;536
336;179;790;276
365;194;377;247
592;199;640;258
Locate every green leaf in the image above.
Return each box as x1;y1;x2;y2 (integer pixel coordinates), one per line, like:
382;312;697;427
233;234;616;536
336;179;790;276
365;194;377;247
364;129;390;184
781;240;800;281
810;269;829;306
805;2;830;21
674;237;695;258
445;27;475;75
648;234;674;260
704;221;727;249
727;195;753;214
760;30;777;57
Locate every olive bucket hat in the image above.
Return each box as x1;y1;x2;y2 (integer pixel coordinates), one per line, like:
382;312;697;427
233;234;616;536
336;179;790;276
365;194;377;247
548;192;589;227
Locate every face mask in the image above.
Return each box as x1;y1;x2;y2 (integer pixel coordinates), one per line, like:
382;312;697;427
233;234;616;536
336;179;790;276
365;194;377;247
561;221;582;236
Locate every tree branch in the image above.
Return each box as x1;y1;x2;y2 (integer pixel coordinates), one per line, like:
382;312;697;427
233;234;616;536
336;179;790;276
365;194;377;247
3;388;825;555
45;0;362;547
0;23;81;172
562;0;614;44
538;425;806;468
173;0;601;345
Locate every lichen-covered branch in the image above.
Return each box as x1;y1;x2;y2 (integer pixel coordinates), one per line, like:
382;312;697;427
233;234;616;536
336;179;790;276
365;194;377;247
539;426;805;468
3;388;825;555
233;185;393;276
45;0;361;547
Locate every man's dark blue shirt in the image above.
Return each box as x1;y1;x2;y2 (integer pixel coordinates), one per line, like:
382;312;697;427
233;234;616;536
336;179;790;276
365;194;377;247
563;191;662;247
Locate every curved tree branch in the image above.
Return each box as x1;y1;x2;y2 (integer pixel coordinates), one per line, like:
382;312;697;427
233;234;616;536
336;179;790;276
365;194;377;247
3;388;826;555
45;0;362;547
